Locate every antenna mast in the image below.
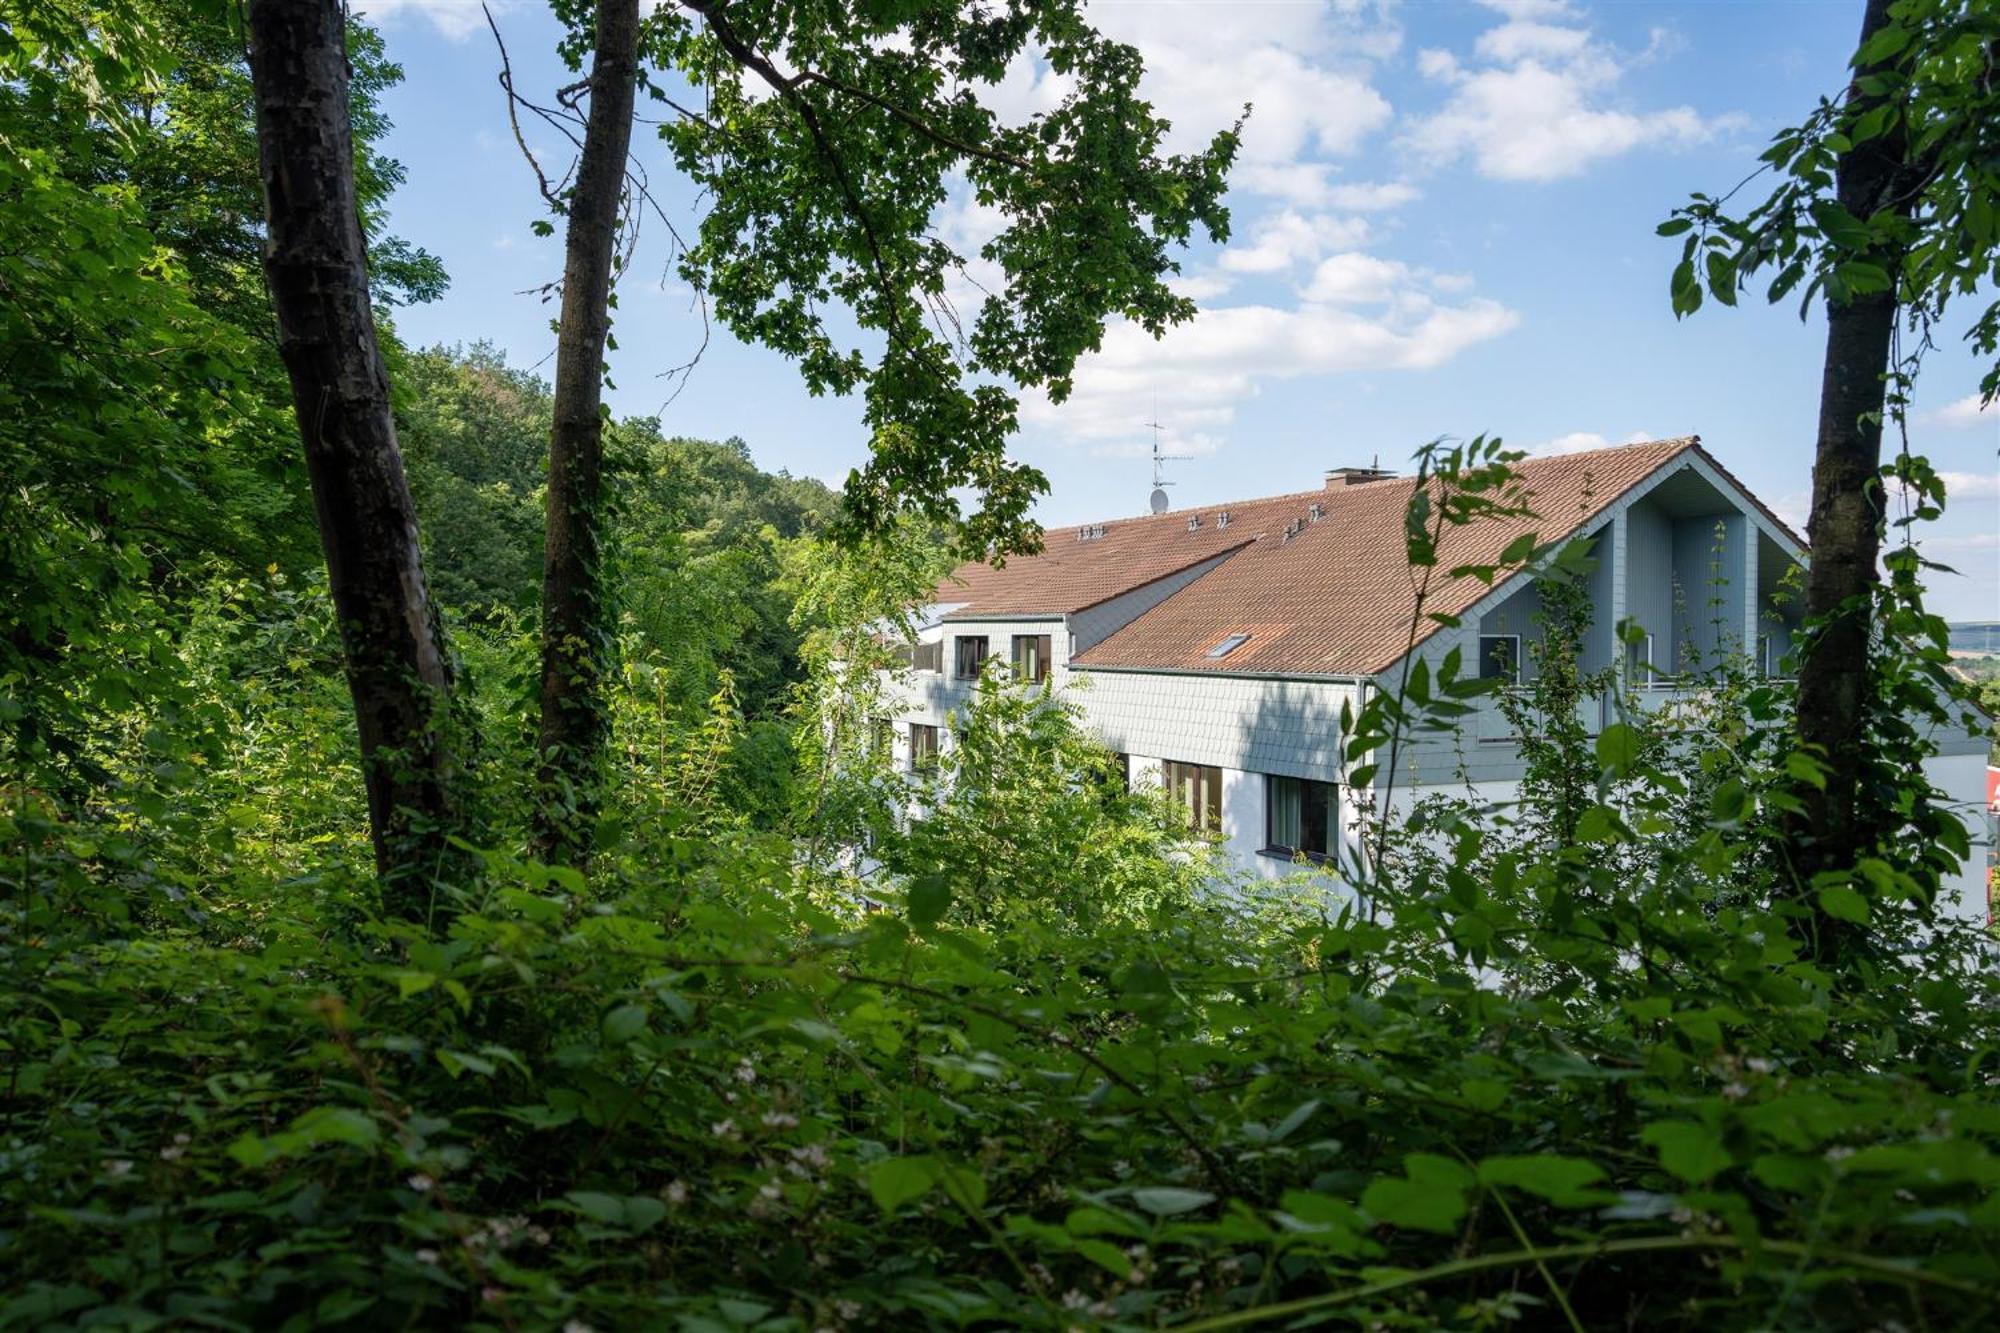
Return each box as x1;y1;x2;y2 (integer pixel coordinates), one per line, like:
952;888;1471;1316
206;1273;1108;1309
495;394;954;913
1145;416;1191;513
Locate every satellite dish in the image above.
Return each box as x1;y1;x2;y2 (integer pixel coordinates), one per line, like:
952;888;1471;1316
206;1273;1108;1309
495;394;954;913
1149;487;1170;514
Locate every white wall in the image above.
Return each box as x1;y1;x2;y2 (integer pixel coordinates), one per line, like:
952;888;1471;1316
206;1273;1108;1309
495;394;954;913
1927;752;1994;926
1074;669;1359;780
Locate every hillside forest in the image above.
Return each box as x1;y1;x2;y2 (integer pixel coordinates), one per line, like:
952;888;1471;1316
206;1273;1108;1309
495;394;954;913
3;1;2000;1330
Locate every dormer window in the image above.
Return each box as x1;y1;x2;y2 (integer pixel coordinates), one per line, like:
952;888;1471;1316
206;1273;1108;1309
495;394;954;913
1206;632;1251;659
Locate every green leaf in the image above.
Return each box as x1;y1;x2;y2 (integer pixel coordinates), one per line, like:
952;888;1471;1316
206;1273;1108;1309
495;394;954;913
907;874;951;931
1595;723;1641;775
1461;1078;1508;1112
1130;1186;1214;1216
866;1156;941;1215
1478;1154;1610;1207
1073;1237;1138;1280
565;1190;667;1233
1641;1120;1731;1184
602;1003;648;1044
1361;1154;1473;1233
1817;884;1869;924
1783;750;1827;790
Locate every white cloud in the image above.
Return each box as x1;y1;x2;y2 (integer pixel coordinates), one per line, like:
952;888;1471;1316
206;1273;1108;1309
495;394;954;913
1938;471;2000;501
1924;393;1997;429
1166;271;1234;302
1024;296;1520;455
355;0;496;41
1404;0;1736;182
1079;2;1399;189
1218;211;1372;275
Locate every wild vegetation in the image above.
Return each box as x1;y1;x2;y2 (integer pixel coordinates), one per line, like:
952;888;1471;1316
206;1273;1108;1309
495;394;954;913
3;2;1998;1331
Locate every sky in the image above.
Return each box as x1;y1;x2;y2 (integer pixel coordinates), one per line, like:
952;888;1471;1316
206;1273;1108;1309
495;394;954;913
362;0;1999;620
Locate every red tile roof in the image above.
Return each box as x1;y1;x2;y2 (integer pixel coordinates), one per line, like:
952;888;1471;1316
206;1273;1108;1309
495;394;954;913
933;487;1323;617
935;437;1788;676
1074;438;1702;675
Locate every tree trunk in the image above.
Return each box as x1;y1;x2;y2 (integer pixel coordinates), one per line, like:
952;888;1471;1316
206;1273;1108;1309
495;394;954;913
1788;0;1914;917
533;0;642;865
247;0;457;911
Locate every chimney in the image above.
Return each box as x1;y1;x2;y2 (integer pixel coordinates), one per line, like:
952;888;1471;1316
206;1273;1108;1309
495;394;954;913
1326;465;1396;489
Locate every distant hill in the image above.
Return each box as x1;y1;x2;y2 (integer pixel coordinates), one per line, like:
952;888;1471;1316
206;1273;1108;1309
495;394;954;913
1949;622;2000;656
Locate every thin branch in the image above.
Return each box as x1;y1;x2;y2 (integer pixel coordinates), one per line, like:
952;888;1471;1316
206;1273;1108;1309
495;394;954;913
483;2;562;211
1172;1234;1992;1332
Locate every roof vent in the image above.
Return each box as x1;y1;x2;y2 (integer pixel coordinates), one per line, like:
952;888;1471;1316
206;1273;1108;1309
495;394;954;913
1076;523;1108;542
1282;519;1302;543
1216;510;1230;530
1187;514;1202;532
1206;632;1251;659
1308;502;1324;523
1326;466;1396;488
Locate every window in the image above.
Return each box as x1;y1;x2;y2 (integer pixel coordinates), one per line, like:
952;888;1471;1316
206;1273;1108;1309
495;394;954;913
912;640;943;674
1626;632;1657;684
871;716;894;756
1266;776;1339;862
1479;634;1520;683
1011;633;1053;684
1207;632;1251;660
1162;760;1222;835
908;723;939;770
953;635;988;680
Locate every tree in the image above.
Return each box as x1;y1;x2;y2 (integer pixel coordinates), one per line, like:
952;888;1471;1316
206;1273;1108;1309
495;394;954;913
1664;0;2000;924
498;0;1238;864
534;0;643;863
246;0;457;904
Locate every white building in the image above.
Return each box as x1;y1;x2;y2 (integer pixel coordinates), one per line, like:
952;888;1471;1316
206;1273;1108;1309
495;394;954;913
879;438;1993;920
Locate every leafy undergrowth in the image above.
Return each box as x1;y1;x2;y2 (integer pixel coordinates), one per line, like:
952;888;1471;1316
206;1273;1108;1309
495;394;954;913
7;804;1999;1332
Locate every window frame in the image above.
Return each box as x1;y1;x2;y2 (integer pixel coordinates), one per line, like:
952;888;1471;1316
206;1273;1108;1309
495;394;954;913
912;639;943;674
1263;774;1340;863
953;635;989;681
1161;760;1223;836
1011;633;1053;684
1478;633;1521;684
908;722;940;771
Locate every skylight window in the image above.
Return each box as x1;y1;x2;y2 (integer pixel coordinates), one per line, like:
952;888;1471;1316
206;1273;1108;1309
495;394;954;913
1206;632;1251;659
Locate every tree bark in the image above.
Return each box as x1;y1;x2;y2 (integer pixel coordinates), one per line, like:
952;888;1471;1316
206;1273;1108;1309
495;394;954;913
533;0;642;865
1788;0;1914;909
247;0;457;909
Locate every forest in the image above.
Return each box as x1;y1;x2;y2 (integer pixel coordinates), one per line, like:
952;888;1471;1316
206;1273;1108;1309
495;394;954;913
2;0;1998;1329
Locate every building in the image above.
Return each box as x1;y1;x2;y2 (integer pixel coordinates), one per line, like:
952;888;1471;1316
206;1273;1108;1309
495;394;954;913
878;438;1994;920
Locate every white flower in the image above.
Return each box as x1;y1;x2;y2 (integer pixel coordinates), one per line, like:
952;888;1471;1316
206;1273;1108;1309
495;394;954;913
563;1321;596;1333
710;1119;740;1141
734;1060;758;1085
664;1180;689;1205
414;1248;441;1265
758;1180;783;1202
102;1159;134;1179
407;1173;436;1193
760;1110;799;1130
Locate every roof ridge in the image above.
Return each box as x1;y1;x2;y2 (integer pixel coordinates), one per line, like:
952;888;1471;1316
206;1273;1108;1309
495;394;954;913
1053;436;1702;535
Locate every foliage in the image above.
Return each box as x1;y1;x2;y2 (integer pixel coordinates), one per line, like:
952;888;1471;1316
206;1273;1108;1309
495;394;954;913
1663;0;2000;403
631;0;1239;557
7;4;2000;1330
872;671;1214;931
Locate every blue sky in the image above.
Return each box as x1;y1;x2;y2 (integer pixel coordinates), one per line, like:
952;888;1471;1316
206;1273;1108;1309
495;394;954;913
363;0;1998;620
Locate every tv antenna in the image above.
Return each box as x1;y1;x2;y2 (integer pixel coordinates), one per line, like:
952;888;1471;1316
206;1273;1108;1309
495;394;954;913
1145;416;1190;514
